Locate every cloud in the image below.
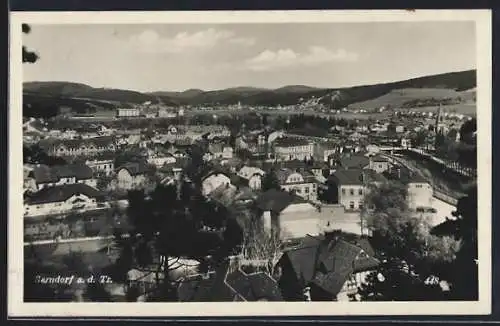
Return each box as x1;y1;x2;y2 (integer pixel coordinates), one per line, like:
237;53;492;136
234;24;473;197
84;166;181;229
228;37;256;47
128;28;254;54
245;46;359;71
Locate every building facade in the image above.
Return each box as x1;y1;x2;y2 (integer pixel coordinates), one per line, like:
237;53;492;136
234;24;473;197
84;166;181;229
273;138;315;161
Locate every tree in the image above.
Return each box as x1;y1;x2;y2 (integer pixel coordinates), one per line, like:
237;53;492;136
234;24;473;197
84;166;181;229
261;168;281;191
359;181;461;300
240;216;283;276
431;185;478;300
111;183;243;301
22;24;38;63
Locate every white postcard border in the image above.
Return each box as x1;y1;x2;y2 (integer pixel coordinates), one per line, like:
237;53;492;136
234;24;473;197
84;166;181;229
8;9;492;317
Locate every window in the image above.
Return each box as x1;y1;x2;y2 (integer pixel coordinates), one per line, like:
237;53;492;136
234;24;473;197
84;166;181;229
350;189;354;196
358;203;363;210
342;188;346;195
305;187;309;194
378;164;383;169
358;189;363;195
349;201;355;209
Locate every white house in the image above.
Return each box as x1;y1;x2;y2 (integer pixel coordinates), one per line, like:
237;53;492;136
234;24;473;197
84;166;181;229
85;159;115;177
115;162;149;190
24;184;102;217
147;154;177;168
275;168;318;202
201;172;232;196
237;166;265;191
407;174;433;210
256;189;320;240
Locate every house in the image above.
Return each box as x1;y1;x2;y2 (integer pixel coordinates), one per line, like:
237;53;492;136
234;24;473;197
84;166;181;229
327;169;386;211
275;168;318;202
147;153;177;168
406;173;433;210
28;163;96;191
337;154;370;170
386;165;434;210
117;108;140;118
24;184;103;217
255;189;320;240
277;232;380;301
85;159;115;177
39;136;116;157
367;155;391;174
273;138;314;161
115;161;149;190
158;158;186;184
237;166;265;190
201;171;232;196
314;142;340;163
177;261;283;302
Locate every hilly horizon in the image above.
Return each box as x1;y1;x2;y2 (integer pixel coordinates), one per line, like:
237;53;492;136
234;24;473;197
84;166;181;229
23;69;476;114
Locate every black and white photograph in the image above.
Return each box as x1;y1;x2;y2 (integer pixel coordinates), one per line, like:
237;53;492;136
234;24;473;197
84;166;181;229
9;10;491;317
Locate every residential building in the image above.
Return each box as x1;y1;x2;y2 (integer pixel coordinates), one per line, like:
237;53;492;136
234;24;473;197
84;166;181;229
117;108;141;118
85;159;115;177
115;161;149;190
314;142;340;163
24;184;103;217
255;189;320;240
201;171;232;196
237;166;265;191
327;169;386;211
407;175;433;210
147;153;177;168
386;165;434;210
158;158;186;184
28;163;96;191
277;232;379;301
275;168;318;201
367;155;391;174
273;138;314;161
177;260;283;302
39;136;116;157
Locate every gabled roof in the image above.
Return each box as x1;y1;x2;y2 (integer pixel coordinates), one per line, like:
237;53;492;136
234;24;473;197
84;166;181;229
25;184;102;205
117;161;149;176
274;137;311;147
255;189;295;213
225;270;283;301
329;168;386;186
280;234;380;297
31;163;94;184
340;154;370;169
177;262;282;302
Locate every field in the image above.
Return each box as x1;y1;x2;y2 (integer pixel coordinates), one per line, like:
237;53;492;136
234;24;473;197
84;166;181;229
348;87;476;111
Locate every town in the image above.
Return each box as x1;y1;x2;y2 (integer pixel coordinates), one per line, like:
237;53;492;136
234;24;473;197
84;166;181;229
23;97;478;302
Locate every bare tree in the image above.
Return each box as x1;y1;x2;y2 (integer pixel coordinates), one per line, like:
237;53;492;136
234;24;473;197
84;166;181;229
240;218;283;276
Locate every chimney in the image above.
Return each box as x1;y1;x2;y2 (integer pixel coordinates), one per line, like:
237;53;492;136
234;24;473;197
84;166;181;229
324;229;342;245
263;211;272;231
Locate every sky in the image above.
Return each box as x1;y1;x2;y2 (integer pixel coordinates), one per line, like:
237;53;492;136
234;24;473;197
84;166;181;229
22;22;476;92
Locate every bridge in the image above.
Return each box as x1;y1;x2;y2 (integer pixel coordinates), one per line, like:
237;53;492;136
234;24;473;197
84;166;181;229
379;147;476;179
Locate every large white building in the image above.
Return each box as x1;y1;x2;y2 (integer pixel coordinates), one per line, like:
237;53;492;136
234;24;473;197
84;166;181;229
117;108;141;118
273;137;315;161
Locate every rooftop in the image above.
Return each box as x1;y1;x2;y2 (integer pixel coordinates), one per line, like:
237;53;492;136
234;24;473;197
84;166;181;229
25;183;103;205
274;137;311;148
